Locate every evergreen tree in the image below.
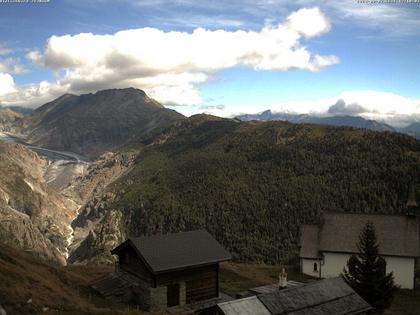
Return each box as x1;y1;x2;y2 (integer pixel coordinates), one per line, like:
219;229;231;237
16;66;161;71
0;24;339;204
342;221;398;313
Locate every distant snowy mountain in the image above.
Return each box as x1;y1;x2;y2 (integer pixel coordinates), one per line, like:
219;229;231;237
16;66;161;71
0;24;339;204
399;122;420;139
235;110;396;132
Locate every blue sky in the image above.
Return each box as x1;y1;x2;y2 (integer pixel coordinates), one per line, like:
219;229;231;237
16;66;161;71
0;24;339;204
1;0;420;126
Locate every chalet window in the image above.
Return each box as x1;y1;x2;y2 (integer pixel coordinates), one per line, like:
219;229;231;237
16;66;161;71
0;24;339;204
313;262;318;272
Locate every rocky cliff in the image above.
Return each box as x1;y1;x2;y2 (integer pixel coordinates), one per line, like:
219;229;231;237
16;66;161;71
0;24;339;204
65;150;137;261
0;141;80;264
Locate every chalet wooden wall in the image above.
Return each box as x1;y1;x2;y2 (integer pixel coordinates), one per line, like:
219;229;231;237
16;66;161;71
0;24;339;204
155;265;219;303
117;246;220;305
118;247;153;284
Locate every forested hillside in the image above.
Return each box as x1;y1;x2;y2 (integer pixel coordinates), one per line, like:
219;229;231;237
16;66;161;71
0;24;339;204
71;115;420;264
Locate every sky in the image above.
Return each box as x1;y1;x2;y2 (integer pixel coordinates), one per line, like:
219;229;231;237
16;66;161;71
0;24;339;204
0;0;420;126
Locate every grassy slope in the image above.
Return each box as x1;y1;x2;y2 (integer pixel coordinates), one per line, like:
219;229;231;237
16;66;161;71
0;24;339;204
219;262;313;296
1;242;417;314
108;116;420;263
0;243;163;315
384;290;420;315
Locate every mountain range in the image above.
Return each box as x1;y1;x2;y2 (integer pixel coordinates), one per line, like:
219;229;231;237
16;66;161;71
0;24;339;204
235;109;396;133
400;122;420;139
0;88;419;268
69;114;420;264
18;88;184;158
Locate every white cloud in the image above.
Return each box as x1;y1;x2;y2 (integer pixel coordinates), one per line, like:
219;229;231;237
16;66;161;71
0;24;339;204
0;57;28;74
0;44;13;56
334;91;420;117
296;0;420;37
26;50;44;67
9;7;337;107
0;79;68;108
328;99;368;116
286;7;330;38
128;0;420;37
0;44;27;75
0;73;16;96
70;0;420;38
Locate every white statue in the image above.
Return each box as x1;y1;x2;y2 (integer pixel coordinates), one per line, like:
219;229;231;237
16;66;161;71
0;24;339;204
279;266;288;289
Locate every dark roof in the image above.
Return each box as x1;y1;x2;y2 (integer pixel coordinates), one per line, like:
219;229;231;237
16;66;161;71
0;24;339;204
300;213;420;258
218;296;271;315
319;213;420;257
258;277;372;315
111;230;231;273
248;281;304;295
299;225;320;259
90;271;143;304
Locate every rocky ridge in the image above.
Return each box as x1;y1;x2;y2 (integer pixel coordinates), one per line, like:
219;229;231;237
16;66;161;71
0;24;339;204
65;150;137;261
19;88;184;158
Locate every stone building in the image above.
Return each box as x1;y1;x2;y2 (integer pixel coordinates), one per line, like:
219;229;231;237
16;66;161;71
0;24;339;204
93;229;231;311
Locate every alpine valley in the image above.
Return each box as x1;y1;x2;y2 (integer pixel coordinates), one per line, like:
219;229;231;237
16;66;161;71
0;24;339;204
1;87;419;269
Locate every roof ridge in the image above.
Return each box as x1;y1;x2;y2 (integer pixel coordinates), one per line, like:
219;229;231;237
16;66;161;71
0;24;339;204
258;278;372;315
317;213;420;258
113;229;231;274
260;292;363;314
128;229;208;240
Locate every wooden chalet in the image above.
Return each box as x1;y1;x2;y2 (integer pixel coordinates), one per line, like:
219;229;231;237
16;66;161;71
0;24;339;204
104;230;231;311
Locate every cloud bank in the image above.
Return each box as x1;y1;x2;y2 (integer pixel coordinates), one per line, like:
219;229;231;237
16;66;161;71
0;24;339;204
227;90;420;127
1;7;338;107
327;99;368;116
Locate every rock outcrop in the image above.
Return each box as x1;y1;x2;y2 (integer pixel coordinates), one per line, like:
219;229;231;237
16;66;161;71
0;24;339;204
0;141;79;264
0;108;22;133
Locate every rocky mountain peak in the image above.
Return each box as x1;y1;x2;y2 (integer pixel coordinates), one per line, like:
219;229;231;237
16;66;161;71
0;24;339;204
20;88;184;157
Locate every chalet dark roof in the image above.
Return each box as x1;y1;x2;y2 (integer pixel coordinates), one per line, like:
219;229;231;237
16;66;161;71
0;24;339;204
319;213;420;257
300;213;420;258
258;277;372;315
299;225;320;259
111;230;231;273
